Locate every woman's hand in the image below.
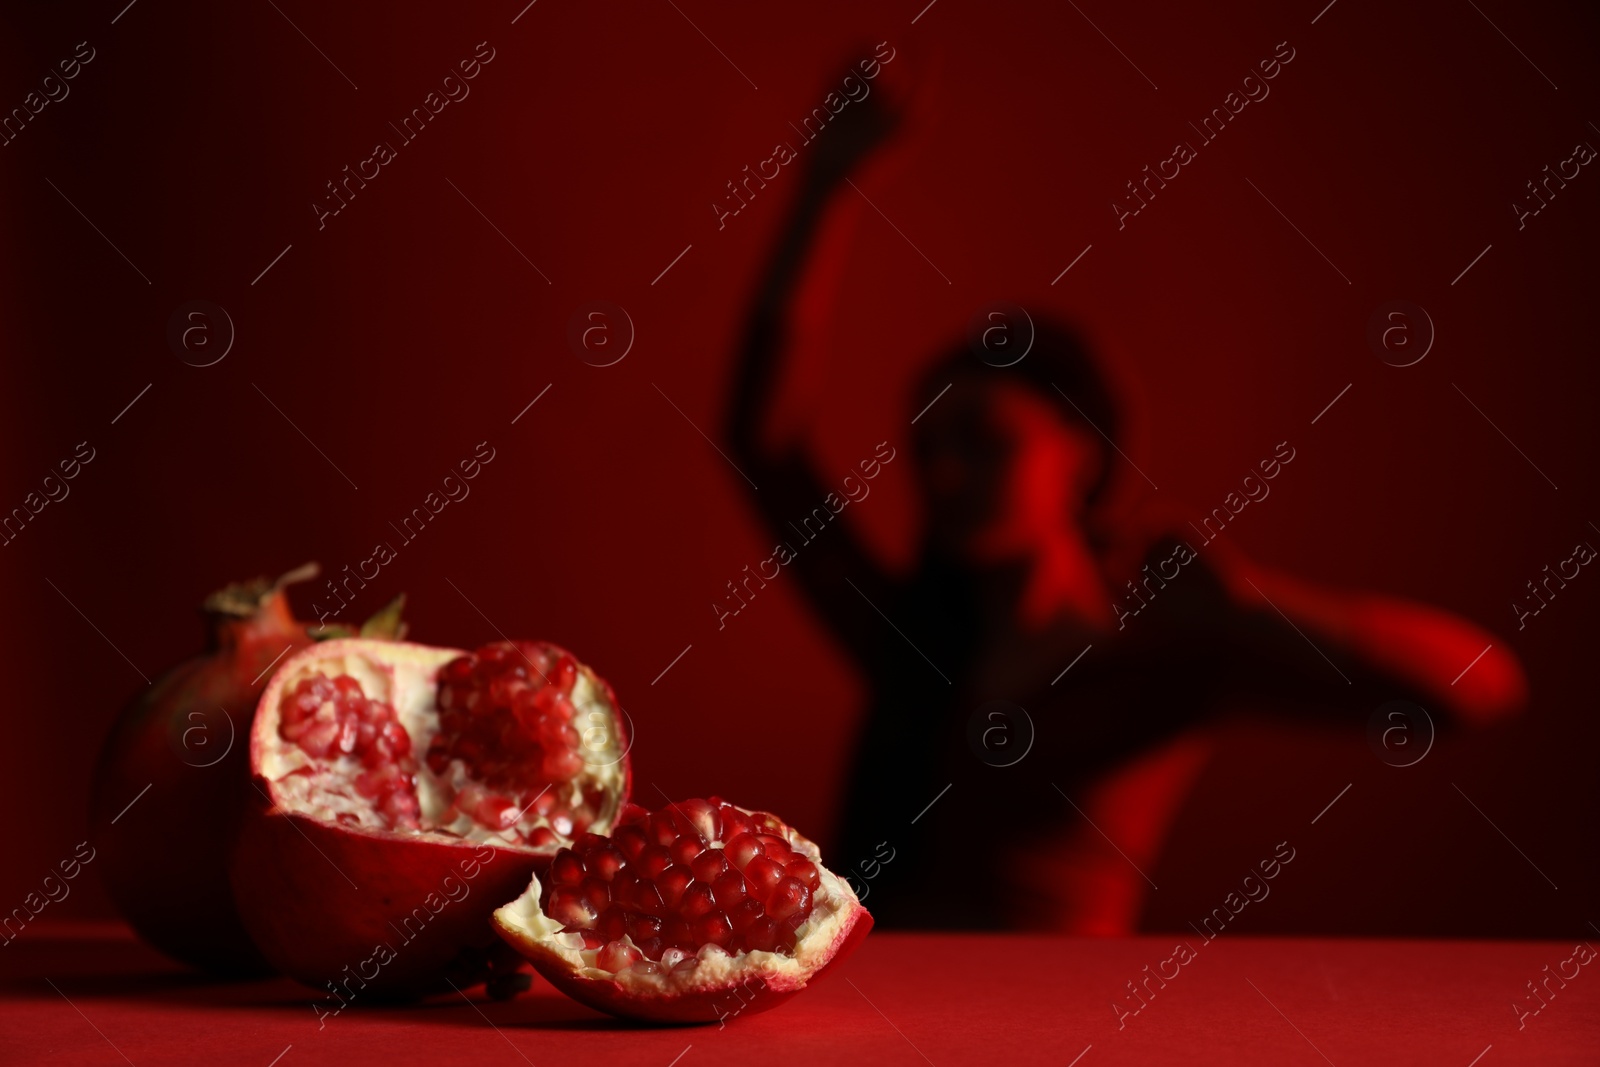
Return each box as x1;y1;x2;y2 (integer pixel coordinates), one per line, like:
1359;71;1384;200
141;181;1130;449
801;55;911;193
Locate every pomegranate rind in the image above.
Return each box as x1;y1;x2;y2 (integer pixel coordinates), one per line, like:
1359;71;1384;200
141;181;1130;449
234;638;631;997
92;654;279;976
491;806;872;1023
230;808;542;997
89;581;310;977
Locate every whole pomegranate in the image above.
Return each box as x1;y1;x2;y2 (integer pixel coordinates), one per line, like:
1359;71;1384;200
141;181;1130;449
230;637;632;1000
88;565;339;976
493;797;871;1023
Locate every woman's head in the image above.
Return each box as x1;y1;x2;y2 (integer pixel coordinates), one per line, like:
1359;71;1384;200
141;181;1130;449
912;319;1121;561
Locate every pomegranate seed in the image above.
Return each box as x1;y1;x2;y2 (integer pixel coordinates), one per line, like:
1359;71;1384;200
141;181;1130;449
471;792;518;831
542;750;584;780
597;907;627;942
547;888;595;928
720;809;751;841
767;877;812;922
588;846;624;881
635;881;668;918
488;675;518;707
580;877;610;913
300;720;339;757
745;916;781;953
712;870;748;909
381;721;409;751
636;845;673;879
745;856;786;897
692;850;728;883
725;833;764;868
627;914;663;943
511;689;539;728
550;654;578;691
670;837;704;865
547;693;576;722
645;815;677;847
527;827;559;848
728;898;764;935
657;866;693;909
613;826;648;861
611;868;641;906
676;798;723;843
785;858;821;890
663;917;693;947
598;940;639;971
680;882;717;920
550;852;585;887
692;911;733;946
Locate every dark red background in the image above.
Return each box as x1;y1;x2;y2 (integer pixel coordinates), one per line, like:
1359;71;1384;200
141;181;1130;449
2;0;1595;938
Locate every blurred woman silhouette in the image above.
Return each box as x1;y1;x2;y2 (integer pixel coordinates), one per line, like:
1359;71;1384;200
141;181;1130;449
725;61;1526;932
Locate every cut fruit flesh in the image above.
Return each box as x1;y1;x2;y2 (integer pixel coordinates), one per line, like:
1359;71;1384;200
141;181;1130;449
234;637;631;998
493;798;871;1023
257;639;626;851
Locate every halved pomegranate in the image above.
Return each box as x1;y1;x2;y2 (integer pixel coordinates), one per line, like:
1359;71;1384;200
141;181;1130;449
231;637;631;998
492;797;871;1023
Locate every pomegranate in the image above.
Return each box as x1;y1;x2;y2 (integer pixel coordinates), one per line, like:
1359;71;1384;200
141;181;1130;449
89;564;337;976
492;797;871;1023
231;637;631;999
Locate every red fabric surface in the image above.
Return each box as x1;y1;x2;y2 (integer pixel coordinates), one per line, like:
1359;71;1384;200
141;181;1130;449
2;923;1595;1066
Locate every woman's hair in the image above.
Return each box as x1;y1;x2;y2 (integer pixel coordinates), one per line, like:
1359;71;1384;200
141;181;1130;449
916;317;1123;505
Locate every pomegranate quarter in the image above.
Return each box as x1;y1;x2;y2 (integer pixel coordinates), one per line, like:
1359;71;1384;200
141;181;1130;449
493;798;872;1023
231;637;630;998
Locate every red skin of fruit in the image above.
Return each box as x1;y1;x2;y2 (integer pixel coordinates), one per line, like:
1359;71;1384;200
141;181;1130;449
231;638;631;999
520;901;871;1025
89;580;314;976
494;801;872;1024
230;807;544;1000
